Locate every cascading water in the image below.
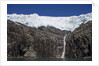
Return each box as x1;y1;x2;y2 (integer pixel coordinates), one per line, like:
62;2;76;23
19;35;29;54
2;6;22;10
61;34;67;58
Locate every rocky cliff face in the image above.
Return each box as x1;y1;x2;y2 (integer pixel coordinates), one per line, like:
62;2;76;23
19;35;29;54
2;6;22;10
7;20;92;58
7;20;70;58
65;21;92;58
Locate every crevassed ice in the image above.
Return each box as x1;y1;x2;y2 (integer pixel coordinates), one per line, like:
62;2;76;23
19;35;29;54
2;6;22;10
7;13;92;31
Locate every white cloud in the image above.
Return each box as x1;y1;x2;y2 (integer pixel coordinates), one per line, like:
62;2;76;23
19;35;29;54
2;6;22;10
7;13;92;31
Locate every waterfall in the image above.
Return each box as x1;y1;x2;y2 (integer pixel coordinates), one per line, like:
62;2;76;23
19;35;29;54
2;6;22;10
61;34;67;58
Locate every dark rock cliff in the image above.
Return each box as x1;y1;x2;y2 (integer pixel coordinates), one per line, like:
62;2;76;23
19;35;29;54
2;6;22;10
7;20;70;58
65;21;92;58
7;20;92;58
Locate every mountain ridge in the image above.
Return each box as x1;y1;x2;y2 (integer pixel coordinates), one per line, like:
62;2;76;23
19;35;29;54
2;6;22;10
7;12;92;31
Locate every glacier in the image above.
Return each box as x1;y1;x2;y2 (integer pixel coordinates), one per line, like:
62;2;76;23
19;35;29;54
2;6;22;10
7;13;92;31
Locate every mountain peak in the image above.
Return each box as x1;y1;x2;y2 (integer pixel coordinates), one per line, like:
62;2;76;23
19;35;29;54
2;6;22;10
31;13;39;16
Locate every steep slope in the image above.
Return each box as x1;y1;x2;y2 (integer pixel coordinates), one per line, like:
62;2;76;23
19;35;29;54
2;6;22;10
65;21;92;58
7;20;70;58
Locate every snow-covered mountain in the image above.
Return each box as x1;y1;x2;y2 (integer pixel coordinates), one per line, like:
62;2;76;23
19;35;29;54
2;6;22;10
7;13;92;31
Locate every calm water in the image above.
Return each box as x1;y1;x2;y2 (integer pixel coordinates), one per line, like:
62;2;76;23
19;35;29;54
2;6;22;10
7;58;92;61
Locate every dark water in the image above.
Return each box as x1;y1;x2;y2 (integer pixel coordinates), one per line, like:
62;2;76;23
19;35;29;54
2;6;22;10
8;58;92;61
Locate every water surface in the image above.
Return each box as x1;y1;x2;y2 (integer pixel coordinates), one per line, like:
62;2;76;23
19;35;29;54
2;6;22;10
8;58;92;61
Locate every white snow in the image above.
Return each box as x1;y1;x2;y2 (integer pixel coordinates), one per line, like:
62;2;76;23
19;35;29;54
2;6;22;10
7;13;92;31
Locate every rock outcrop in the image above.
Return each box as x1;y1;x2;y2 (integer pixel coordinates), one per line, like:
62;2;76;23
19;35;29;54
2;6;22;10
7;20;92;59
24;46;36;58
7;20;70;58
65;21;92;58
